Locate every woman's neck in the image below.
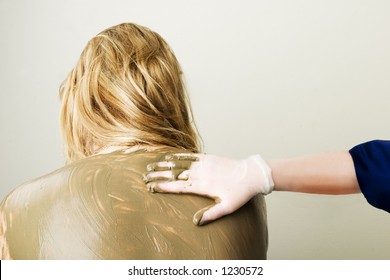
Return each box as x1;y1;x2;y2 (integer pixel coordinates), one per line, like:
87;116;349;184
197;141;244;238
95;144;170;155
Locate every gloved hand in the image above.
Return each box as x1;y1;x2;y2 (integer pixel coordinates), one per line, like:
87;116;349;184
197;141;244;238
143;153;274;226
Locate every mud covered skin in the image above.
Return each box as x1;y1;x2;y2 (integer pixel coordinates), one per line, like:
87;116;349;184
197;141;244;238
0;148;268;259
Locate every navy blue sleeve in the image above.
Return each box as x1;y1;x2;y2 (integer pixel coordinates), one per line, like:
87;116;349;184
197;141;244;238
349;140;390;213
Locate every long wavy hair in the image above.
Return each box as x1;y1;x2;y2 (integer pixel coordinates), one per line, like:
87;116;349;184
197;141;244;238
60;23;202;162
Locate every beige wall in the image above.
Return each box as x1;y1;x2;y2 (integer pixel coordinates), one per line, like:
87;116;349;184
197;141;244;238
1;0;390;259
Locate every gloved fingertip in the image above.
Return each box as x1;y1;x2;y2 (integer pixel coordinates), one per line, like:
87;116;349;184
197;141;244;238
142;174;149;183
192;210;203;226
192;213;201;226
193;209;211;226
145;183;152;192
146;163;154;172
146;182;162;193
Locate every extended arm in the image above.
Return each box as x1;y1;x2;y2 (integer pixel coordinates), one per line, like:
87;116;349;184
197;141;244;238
144;150;361;225
269;151;360;195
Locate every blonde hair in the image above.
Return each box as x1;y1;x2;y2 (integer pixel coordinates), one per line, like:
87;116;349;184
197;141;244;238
60;23;201;162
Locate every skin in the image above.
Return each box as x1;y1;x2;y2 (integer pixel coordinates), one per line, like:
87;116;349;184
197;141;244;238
269;151;360;195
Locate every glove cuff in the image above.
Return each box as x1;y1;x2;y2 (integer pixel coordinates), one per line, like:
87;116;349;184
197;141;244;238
249;154;275;195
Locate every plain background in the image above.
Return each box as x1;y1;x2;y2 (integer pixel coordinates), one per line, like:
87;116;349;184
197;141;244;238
1;0;390;259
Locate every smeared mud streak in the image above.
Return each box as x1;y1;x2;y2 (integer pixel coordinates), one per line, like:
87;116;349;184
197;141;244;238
0;148;268;259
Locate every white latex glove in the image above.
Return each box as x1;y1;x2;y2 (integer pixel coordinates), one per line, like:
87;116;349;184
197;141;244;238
144;153;274;225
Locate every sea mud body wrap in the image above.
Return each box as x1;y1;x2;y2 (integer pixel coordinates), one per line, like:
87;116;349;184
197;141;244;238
0;148;268;259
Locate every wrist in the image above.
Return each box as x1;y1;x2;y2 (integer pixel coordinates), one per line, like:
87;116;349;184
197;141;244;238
247;154;274;195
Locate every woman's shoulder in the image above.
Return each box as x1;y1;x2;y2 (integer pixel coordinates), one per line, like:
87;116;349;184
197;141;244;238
0;147;185;209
